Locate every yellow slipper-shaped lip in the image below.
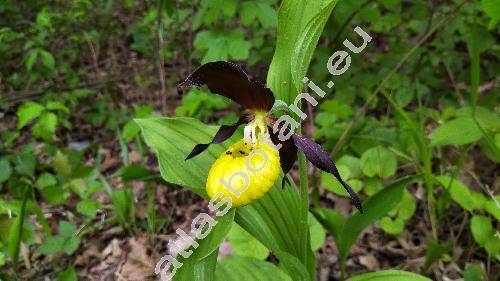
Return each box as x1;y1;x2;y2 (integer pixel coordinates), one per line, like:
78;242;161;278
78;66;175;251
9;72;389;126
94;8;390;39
206;140;280;207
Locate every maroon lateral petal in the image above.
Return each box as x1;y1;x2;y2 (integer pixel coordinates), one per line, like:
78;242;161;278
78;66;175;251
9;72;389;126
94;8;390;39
268;125;298;184
291;134;363;213
178;61;275;111
185;116;246;160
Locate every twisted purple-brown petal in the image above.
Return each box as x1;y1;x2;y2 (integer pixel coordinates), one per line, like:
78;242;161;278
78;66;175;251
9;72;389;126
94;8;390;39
185;116;246;160
178;61;275;111
268;125;298;188
291;134;363;213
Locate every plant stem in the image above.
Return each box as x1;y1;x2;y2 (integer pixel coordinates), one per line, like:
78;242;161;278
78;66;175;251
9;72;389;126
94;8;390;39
340;262;346;281
422;144;438;239
416;89;438;239
299;151;309;213
298;150;310;275
311;168;320;207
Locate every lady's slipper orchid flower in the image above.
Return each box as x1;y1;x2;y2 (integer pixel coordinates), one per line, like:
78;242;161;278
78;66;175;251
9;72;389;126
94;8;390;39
178;61;362;212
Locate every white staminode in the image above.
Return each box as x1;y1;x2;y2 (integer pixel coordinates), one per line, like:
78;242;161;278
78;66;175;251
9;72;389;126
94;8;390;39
243;112;276;150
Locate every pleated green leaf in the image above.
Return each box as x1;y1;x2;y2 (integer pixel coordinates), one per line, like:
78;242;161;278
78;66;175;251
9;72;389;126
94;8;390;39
291;0;340;93
313;176;420;266
267;0;337;105
137;117;314;281
347;270;431;281
215;256;292;281
173;209;235;281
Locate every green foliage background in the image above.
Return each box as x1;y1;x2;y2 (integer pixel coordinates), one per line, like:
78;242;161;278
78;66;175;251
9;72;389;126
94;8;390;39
0;0;498;280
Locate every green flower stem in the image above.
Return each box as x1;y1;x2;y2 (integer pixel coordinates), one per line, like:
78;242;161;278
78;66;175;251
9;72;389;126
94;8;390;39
298;149;311;276
311;169;320;207
416;89;438;240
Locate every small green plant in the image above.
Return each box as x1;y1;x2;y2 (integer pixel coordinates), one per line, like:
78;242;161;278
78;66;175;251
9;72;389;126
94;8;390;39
37;221;80;255
16;101;69;142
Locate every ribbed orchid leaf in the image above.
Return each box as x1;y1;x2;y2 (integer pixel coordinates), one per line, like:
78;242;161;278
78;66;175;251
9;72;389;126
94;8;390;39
172;210;235;281
179;61;275;111
267;0;338;105
215;256;291;281
347;270;431;281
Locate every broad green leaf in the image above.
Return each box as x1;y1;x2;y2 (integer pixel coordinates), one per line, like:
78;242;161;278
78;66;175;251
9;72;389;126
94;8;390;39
76;200;100;218
380;217;404;235
317;178;417;269
57;266;77;281
321;165;362;196
484;236;500;255
424;238;451;270
227;31;251;60
275;251;311;281
25;49;39;71
36;173;57;189
59;221;79;254
337;176;417;263
364;177;384;196
360;146;397;178
0;252;4;266
138;117;314;279
17;102;44;129
0;159;12;184
485;198;500;220
136;117;223;196
38;221;80;255
46;101;69;114
347;270;431;281
240;3;260;26
456;106;500;132
482;0;500;27
15;147;36;177
111;164;159;182
122;121;141;142
40;185;67;205
336;155;362;179
221;0;237;16
53;150;72;177
194;29;251;63
36;9;51;28
311;208;344;241
308;213;325;251
173;209;235;281
470;215;493;246
268;0;337;104
256;2;278;28
32;112;58;142
227;223;269;260
480;137;500;163
431;117;482;146
215;256;291;281
290;0;339;93
434;176;477;211
39;50;55;73
37;235;66;255
463;264;485;281
398;190;416;220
